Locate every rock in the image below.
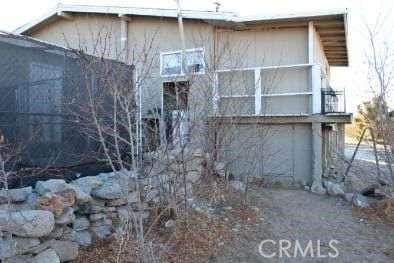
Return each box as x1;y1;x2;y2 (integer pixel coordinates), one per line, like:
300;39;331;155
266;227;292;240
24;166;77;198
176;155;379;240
310;181;327;195
91;218;112;227
343;193;354;203
60;227;77;242
145;189;159;203
0;210;55;237
78;199;105;214
47;226;64;239
0;237;40;259
186;171;201;184
107;198;127;207
164;219;175;228
31;248;60;263
91;181;125;200
49;240;79;262
35;179;68;195
90;224;112;239
324;181;345;196
36;189;76;216
352;194;370;208
71;176;103;194
67;185;91;203
0;187;33;204
229;180;246;193
73;217;90;231
4;255;33;263
102;206;117;213
26;192;38;208
89;213;106;221
215;162;226;177
56;207;75;225
73;230;92;247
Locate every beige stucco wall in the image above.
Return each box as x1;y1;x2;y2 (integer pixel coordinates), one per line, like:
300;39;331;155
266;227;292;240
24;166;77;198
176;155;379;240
219;123;313;186
216;27;311;115
217;28;308;68
30;15;215;118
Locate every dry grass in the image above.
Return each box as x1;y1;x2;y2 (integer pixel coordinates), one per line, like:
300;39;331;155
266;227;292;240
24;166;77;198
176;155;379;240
358;198;394;223
77;178;259;262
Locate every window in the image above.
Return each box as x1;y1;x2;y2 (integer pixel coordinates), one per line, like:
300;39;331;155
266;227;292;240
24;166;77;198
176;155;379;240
185;49;205;74
161;52;182;76
160;48;205;76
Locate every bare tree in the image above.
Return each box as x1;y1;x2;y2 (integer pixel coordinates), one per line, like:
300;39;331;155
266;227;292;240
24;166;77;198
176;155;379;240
364;17;394;182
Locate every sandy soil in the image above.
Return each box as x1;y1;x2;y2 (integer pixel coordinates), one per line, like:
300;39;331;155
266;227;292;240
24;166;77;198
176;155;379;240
217;187;394;263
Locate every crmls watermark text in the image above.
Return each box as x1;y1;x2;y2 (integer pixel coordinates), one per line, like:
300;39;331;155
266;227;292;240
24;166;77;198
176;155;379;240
258;239;340;258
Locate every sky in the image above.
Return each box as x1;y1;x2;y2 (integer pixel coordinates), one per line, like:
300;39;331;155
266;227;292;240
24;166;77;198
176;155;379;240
0;0;393;113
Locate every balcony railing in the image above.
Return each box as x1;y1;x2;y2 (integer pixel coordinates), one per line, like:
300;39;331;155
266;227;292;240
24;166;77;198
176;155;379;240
321;88;346;114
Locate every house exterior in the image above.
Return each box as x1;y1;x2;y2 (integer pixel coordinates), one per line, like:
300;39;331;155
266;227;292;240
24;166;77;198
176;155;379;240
15;4;352;191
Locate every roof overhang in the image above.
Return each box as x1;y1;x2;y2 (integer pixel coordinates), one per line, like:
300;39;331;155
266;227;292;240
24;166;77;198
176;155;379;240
13;4;349;66
210;10;349;67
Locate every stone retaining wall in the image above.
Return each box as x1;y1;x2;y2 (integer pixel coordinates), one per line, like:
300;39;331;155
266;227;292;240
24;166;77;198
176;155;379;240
0;148;214;262
0;170;143;262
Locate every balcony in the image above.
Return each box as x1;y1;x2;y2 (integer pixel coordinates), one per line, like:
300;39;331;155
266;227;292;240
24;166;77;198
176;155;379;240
321;88;346;114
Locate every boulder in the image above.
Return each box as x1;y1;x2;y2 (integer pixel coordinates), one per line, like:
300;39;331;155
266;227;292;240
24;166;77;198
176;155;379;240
352;194;370;208
343;193;354;203
0;187;33;204
0;237;40;259
214;162;226;177
47;226;64;239
229;180;246;193
56;207;75;225
90;224;112;239
49;240;79;262
35;179;68;195
91;181;125;200
3;255;33;263
67;185;91;203
73;230;92;247
89;213;106;221
0;210;55;237
31;248;60;263
324;181;345;197
310;181;327;195
71;176;103;194
164;219;176;228
73;217;90;231
36;189;76;216
60;227;77;242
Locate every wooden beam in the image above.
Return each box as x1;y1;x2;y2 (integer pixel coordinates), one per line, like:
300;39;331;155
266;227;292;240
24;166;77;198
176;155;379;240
57;11;73;20
314;20;344;28
322;42;346;47
118;14;132;22
320;36;346;42
318;30;345;36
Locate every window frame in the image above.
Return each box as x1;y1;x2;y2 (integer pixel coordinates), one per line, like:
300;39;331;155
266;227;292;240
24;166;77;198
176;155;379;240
160;47;205;77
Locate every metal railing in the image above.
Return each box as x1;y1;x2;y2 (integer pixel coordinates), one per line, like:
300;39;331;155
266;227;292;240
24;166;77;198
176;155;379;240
321;88;346;114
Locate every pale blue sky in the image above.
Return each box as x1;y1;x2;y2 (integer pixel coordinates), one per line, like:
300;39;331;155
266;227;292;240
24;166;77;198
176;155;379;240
0;0;393;112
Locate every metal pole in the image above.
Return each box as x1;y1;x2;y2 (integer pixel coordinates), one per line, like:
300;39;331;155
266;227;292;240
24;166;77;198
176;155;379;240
369;127;381;181
344;128;367;177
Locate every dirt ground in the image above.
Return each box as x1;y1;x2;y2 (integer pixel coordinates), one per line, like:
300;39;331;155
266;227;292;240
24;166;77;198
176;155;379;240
216;187;394;263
